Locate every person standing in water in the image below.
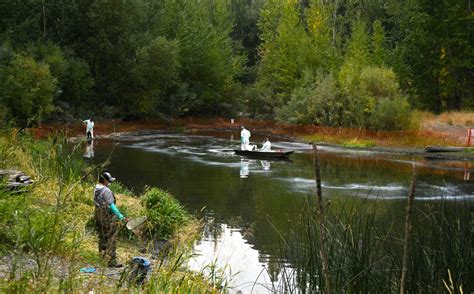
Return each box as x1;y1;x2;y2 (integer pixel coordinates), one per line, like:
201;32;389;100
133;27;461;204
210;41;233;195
82;118;94;140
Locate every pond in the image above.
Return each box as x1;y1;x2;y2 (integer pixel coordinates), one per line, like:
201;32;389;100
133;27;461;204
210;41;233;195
89;130;473;293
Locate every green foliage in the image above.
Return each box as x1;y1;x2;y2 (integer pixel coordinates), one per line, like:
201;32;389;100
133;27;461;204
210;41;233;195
0;0;471;123
387;0;473;112
257;0;339;115
258;0;314;109
128;37;180;116
156;0;245;116
371;20;386;66
26;42;95;109
0;132;217;292
142;188;190;239
341;139;376;148
359;66;399;99
0;52;56;127
0;131;87;285
109;181;134;197
370;96;412;130
338;20;371;97
276;71;342;126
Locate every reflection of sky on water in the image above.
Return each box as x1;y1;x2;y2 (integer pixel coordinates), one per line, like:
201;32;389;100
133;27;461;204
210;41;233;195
189;222;296;293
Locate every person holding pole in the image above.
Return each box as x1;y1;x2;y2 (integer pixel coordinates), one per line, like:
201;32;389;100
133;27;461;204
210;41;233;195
94;171;128;267
82;118;94;140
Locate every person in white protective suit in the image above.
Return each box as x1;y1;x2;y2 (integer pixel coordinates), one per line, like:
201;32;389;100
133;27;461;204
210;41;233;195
240;126;251;150
261;138;271;152
83;118;95;140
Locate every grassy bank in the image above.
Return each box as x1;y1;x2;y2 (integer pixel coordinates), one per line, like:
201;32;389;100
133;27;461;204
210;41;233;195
0;130;221;292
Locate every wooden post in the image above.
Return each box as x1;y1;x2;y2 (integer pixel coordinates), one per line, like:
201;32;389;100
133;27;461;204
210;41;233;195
312;144;332;294
467;128;472;147
400;160;416;294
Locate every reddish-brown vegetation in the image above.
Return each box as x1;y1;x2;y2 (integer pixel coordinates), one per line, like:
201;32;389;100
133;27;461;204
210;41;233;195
30;116;471;148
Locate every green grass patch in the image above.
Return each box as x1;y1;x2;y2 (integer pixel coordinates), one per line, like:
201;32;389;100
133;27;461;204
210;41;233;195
0;131;218;293
341;139;377;148
109;181;134;196
142;188;191;240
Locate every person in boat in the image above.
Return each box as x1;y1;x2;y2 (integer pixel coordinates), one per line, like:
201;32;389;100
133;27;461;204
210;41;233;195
261;138;271;152
82;118;94;140
240;126;251;150
94;171;128;267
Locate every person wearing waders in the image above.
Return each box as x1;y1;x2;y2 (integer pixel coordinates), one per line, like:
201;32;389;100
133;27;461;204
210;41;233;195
94;172;128;267
82;118;94;140
240;126;251;150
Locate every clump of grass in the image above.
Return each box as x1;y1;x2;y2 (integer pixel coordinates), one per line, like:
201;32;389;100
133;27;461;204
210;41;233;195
141;188;191;240
109;181;134;196
341;138;376;148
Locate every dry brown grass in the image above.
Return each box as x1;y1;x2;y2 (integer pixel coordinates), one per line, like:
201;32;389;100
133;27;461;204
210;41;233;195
420;110;474;127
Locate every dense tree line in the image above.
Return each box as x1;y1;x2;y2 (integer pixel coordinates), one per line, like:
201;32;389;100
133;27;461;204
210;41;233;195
0;0;472;129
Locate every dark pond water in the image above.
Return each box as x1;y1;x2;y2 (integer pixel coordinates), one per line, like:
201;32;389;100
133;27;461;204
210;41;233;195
87;130;473;292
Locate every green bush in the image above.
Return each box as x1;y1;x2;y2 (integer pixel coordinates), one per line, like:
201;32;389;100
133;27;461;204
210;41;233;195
142;188;190;239
370;96;412;130
127;37;180;117
0;53;56;127
276;72;342;126
26;42;94;111
339;65;413;130
359;66;399;99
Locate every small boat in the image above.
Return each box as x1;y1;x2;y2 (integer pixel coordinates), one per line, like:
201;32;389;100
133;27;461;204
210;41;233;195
233;149;294;159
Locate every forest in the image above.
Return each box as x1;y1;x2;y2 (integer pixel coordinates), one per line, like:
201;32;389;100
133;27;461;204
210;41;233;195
0;0;472;130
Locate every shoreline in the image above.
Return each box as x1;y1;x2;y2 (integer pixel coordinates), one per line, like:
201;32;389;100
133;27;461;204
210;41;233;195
61;121;474;162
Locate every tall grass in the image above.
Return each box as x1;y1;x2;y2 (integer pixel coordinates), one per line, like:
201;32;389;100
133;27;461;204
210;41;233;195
0;131;222;292
274;169;473;292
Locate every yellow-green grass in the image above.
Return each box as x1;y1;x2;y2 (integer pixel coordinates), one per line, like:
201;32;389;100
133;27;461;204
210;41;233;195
0;131;220;293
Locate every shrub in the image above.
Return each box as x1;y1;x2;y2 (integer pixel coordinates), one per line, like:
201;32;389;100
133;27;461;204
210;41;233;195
0;53;56;127
26;42;94;110
141;188;190;239
359;66;399;99
339;65;413;130
370;96;412;130
276;72;342;126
